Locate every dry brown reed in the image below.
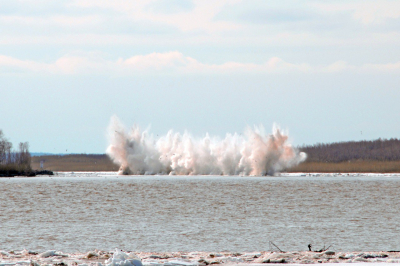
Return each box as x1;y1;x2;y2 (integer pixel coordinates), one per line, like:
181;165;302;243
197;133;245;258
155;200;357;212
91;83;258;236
31;154;400;173
288;161;400;173
30;154;119;171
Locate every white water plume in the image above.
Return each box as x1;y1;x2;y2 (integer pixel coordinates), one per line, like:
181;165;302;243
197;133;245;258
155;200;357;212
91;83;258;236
106;116;306;176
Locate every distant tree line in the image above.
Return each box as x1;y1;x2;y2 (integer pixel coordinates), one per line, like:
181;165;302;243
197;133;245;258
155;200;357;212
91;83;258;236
0;129;32;176
299;138;400;163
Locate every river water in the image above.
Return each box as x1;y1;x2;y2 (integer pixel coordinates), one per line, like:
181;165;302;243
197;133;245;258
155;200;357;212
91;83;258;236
0;173;399;253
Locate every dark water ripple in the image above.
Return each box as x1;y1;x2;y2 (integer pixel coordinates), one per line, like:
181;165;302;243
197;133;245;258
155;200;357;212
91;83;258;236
0;175;399;252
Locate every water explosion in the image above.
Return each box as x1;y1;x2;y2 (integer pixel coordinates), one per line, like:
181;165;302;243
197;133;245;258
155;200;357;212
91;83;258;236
106;116;306;176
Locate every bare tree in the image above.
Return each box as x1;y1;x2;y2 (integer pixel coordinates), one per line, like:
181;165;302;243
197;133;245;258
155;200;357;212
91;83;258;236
0;131;13;165
18;141;31;169
0;129;31;174
0;129;4;164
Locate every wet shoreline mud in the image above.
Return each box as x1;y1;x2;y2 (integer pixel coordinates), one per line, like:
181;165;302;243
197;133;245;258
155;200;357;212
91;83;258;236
1;250;400;265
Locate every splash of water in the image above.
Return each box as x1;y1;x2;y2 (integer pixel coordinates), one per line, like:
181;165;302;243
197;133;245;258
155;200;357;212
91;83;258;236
106;116;306;176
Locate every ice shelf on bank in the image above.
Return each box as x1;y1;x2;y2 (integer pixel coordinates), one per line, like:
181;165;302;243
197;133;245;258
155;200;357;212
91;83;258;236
1;249;400;266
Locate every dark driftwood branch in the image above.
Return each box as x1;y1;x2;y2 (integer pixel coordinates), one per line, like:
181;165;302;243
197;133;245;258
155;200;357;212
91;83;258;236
269;241;284;253
308;244;332;252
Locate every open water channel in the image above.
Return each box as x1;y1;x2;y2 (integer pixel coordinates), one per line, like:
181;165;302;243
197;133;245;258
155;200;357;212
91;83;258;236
0;173;399;252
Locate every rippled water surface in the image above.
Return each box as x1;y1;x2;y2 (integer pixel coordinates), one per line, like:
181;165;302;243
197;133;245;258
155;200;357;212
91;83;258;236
1;174;399;252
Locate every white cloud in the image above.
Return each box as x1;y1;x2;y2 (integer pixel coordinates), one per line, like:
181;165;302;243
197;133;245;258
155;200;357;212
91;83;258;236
69;0;242;32
0;55;47;72
362;61;400;71
145;0;195;14
53;54;111;74
1;52;399;76
1;0;400;51
312;1;400;25
0;14;101;27
122;51;196;70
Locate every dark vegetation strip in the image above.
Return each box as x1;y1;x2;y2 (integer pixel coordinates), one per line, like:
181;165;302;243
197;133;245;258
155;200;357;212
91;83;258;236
292;138;400;173
299;138;400;163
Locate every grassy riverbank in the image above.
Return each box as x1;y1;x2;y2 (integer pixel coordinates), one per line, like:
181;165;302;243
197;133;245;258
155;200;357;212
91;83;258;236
287;161;400;173
31;154;400;173
31;154;119;172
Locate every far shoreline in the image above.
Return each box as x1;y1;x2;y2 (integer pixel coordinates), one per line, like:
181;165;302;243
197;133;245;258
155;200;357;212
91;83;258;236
29;154;400;174
2;171;400;178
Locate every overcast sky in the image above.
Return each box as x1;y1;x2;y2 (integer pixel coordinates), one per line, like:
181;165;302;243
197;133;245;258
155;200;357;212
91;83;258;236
1;0;400;153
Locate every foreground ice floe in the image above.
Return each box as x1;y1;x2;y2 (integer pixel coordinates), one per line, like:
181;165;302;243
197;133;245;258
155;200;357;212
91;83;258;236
105;250;142;266
54;172;118;177
1;249;400;266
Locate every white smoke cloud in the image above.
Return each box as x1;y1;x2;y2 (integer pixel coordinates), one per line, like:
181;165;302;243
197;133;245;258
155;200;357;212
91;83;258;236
106;116;306;176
